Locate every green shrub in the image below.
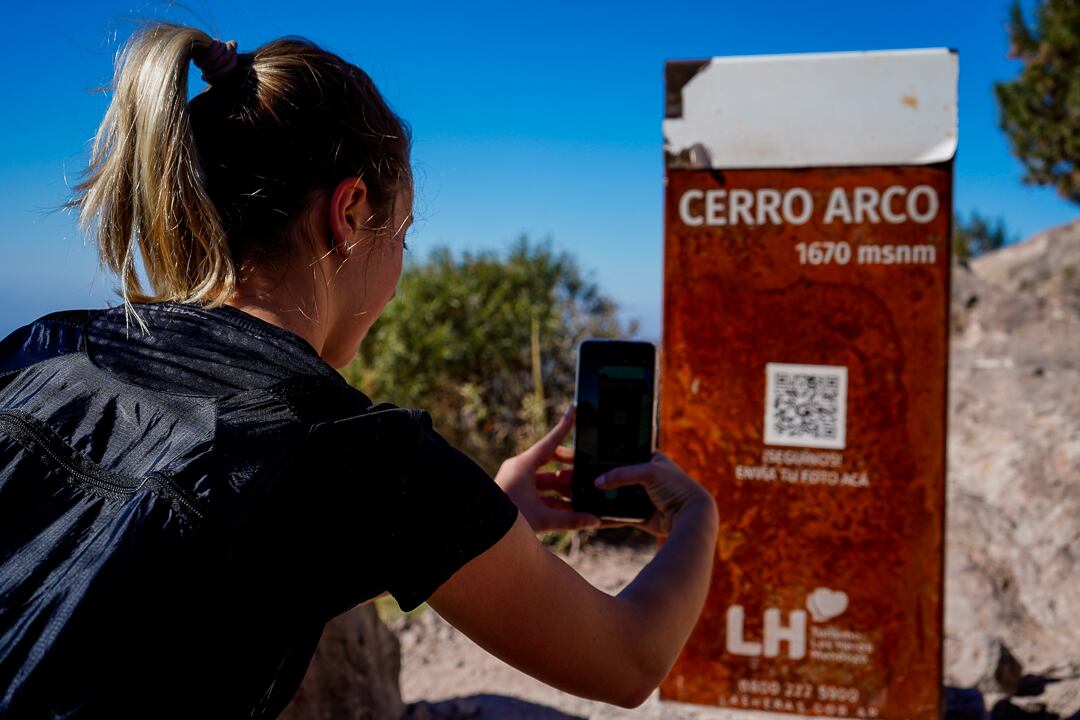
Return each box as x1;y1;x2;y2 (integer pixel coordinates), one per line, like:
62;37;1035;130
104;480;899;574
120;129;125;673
342;236;636;475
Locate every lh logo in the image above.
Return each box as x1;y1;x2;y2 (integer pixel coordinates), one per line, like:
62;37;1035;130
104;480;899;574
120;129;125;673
725;587;849;660
726;606;807;659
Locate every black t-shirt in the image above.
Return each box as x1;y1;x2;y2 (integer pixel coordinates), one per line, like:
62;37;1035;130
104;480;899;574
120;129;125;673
0;301;519;718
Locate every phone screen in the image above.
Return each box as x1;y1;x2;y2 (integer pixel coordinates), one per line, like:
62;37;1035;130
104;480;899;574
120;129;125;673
572;340;656;521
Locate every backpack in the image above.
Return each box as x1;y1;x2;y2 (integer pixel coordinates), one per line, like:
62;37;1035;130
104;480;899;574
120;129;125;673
0;308;385;718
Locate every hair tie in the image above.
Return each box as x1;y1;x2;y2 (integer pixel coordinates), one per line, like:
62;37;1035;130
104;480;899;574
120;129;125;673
194;39;239;84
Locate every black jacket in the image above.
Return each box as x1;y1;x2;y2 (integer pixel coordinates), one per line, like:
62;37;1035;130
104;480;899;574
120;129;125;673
0;301;518;719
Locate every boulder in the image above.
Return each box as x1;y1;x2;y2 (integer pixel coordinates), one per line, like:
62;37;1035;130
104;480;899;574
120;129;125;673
947;219;1080;717
278;602;405;720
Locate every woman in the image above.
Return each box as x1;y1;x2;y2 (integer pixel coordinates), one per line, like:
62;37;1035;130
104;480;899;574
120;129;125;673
0;22;718;718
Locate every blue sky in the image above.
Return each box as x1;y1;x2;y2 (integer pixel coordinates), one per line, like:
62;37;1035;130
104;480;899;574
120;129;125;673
2;0;1076;340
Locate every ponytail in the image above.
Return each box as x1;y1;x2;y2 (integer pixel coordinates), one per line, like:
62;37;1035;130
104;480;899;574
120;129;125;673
70;21;412;331
71;22;236;329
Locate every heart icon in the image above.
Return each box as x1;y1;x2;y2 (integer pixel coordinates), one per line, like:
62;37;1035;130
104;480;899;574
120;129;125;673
806;587;848;622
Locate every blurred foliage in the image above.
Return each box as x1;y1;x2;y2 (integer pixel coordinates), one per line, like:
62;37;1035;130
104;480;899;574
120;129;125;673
995;0;1080;203
373;593;427;624
341;236;636;474
953;211;1014;261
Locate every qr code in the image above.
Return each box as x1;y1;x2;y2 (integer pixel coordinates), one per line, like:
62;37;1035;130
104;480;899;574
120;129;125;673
763;363;848;449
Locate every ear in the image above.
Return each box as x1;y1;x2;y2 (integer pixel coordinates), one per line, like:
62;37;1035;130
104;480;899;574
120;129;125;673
327;176;370;256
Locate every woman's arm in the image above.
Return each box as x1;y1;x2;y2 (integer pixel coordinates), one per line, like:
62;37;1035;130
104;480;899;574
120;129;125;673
427;455;719;709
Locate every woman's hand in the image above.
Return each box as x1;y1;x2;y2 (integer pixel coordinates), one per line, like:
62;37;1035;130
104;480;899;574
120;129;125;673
594;452;716;538
494;407;602;533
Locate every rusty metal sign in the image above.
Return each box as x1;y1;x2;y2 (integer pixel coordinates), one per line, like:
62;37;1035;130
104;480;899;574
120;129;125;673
658;50;956;720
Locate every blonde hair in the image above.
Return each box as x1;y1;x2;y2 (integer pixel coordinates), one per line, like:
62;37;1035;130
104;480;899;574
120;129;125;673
70;22;412;329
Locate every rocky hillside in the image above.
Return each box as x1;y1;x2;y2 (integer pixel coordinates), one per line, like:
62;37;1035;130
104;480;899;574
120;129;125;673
947;218;1080;718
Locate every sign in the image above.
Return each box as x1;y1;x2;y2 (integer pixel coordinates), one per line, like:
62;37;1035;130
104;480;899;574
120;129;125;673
658;50;956;720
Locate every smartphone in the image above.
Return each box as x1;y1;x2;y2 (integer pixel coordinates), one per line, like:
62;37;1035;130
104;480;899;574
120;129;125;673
571;339;657;522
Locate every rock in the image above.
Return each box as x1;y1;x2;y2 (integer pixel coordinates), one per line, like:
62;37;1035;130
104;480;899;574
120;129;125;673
947;636;1024;696
970;221;1080;317
277;602;404;720
946;219;1080;718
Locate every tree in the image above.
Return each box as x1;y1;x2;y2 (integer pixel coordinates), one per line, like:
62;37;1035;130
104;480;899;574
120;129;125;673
953;211;1014;261
995;0;1080;203
341;236;636;474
